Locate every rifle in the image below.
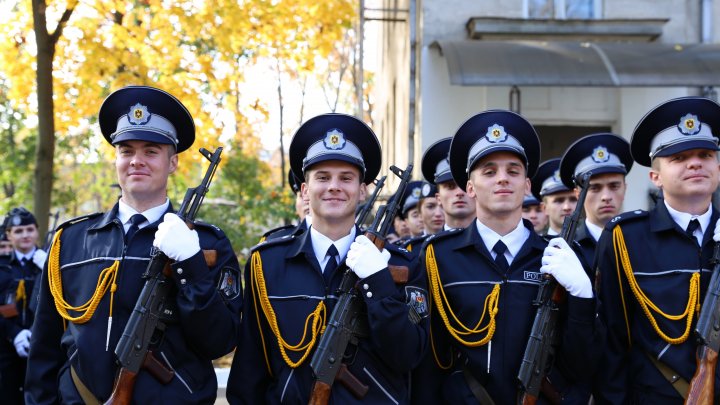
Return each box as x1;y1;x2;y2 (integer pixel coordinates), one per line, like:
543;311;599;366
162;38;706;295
105;147;223;405
517;171;592;405
686;243;720;404
308;164;413;405
355;175;387;230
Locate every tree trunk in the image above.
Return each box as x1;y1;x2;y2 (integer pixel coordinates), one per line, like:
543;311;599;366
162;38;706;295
32;0;55;237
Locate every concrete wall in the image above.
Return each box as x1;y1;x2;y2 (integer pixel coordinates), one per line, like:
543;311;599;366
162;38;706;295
372;0;720;208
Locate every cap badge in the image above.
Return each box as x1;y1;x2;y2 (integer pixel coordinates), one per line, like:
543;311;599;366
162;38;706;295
485;124;508;143
411;187;421;198
11;216;20;226
422;183;431;196
678;113;701;135
128;103;150;125
592;145;610;163
323;129;346;150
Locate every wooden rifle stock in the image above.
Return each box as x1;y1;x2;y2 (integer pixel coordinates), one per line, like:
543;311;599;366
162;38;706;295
687;241;720;404
0;303;18;318
104;368;137;405
308;381;331;405
686;346;717;404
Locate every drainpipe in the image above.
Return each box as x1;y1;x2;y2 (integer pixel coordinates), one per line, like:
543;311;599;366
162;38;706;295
701;0;716;101
408;0;417;167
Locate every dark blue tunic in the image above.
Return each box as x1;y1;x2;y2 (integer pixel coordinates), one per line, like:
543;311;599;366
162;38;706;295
227;227;429;404
25;204;242;404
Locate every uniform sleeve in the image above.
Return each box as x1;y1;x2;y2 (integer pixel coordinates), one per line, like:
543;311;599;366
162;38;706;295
169;232;243;360
592;228;630;405
554;242;606;384
25;262;66;405
361;252;429;373
226;259;270;404
555;294;605;383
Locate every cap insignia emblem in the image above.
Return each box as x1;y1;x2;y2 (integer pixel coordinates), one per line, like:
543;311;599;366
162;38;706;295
552;170;561;183
323;129;346;150
592;145;610;163
11;216;20;226
678;113;701;135
128;103;150;125
411;187;421;198
422;183;431;197
485;124;508;143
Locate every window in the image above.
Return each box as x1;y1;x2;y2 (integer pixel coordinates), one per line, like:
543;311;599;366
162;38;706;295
526;0;600;19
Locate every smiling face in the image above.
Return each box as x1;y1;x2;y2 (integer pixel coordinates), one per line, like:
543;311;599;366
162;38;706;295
301;160;367;233
650;148;720;213
467;151;530;222
115;140;178;210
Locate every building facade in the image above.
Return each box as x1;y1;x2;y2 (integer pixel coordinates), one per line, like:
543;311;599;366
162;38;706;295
371;0;720;210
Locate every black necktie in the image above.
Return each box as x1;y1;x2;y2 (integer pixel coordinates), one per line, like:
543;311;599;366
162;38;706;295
20;257;28;267
126;214;146;242
493;241;510;272
323;245;339;284
686;218;700;243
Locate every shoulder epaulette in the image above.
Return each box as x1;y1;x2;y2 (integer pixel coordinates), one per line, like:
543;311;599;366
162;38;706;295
193;220;226;238
251;232;297;252
261;224;295;239
386;242;412;258
425;227;463;244
56;212;103;230
606;209;649;230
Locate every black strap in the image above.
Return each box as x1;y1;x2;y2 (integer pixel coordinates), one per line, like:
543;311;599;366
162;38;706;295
462;367;496;405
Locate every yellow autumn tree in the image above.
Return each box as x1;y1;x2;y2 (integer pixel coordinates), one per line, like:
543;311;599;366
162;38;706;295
0;0;358;248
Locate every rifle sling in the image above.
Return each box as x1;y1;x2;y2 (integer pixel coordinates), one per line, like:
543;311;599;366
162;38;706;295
462;366;496;405
71;366;101;405
645;352;689;399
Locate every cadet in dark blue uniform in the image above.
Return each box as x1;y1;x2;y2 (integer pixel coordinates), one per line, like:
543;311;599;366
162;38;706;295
227;113;429;404
421;137;475;232
521;193;547;234
417;110;602;404
532;158;577;236
261;169;311;242
400;181;425;240
558;133;633;271
25;86;242;404
402;182;443;252
595;97;720;404
0;208;46;404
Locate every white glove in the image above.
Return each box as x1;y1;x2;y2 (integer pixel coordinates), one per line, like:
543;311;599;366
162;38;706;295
541;238;593;299
714;218;720;242
32;249;48;269
346;235;391;279
13;329;31;358
153;213;200;262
